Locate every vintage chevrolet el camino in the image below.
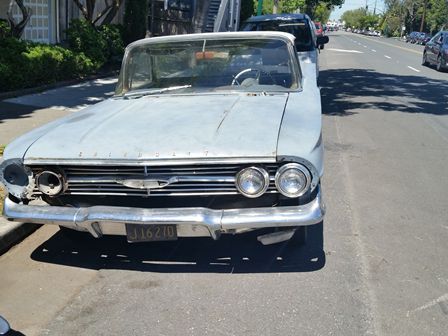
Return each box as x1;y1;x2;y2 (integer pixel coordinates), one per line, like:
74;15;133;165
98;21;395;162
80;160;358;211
0;32;324;245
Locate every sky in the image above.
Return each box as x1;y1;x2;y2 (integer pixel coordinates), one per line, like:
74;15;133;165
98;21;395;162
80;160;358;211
330;0;386;20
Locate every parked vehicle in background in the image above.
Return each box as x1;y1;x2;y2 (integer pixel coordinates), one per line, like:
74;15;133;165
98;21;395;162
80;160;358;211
314;21;324;36
406;31;420;43
241;14;329;78
422;31;448;72
0;32;326;246
417;32;432;45
314;21;325;49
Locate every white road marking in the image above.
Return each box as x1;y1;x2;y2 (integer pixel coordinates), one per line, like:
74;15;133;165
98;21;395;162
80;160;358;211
407;66;421;72
407;293;448;317
384;55;391;59
327;48;364;53
363;45;367;48
371;49;376;52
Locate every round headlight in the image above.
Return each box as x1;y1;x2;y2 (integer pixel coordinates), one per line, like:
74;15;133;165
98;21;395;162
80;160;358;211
36;171;64;196
275;163;311;198
235;166;269;198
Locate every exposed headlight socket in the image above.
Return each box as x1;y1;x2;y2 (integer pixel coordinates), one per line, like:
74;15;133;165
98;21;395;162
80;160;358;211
0;159;34;199
235;166;270;198
36;171;65;196
275;163;311;198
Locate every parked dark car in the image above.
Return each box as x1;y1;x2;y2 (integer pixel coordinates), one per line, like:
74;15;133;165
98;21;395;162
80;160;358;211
406;31;420;43
240;14;329;78
420;33;432;45
422;31;448;71
416;32;431;45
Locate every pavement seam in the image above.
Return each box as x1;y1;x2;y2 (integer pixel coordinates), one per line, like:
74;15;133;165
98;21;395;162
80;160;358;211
335;117;381;336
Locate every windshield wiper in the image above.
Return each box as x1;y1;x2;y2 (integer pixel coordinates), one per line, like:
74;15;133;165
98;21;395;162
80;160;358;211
122;85;192;99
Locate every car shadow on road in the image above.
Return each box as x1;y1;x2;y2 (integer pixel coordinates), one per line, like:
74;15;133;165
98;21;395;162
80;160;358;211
320;68;448;116
30;223;325;273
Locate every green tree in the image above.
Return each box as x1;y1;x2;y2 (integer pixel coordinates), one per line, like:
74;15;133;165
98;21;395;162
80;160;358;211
426;0;448;33
241;0;255;21
313;3;331;22
72;0;124;26
123;0;148;44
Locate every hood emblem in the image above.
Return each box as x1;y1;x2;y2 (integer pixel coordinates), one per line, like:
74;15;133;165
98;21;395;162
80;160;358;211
117;176;179;190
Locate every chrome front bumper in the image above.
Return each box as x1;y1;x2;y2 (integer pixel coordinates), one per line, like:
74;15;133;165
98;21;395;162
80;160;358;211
3;188;325;239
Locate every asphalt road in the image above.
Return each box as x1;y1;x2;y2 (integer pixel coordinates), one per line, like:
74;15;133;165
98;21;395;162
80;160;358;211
0;32;447;336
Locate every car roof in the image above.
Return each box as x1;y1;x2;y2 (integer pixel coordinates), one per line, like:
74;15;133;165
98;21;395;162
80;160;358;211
244;13;310;23
127;31;297;49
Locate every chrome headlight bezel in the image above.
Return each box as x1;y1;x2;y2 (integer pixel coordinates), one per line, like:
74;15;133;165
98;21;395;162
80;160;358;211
36;170;65;196
275;163;311;198
235;166;270;198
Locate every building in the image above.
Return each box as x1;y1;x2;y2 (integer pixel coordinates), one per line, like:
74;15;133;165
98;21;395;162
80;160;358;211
0;0;240;44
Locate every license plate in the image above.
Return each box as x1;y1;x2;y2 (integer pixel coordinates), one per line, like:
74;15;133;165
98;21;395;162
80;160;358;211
126;224;177;242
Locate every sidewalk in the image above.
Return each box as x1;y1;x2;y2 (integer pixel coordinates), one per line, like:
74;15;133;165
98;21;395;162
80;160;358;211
0;76;118;254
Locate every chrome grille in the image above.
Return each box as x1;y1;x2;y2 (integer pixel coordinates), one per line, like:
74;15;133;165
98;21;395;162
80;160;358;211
32;164;279;197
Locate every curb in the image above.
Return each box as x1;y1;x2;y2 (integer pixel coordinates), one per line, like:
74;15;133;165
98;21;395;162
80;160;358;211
0;70;119;101
0;218;41;255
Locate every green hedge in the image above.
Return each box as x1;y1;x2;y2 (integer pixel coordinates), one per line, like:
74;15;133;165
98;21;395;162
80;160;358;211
0;37;96;92
66;19;124;68
0;20;125;93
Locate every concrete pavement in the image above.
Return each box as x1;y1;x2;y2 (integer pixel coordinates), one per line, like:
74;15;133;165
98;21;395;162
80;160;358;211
0;34;447;335
0;77;117;254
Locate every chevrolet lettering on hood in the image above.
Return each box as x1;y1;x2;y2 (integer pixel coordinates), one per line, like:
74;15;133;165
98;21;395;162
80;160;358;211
0;32;325;246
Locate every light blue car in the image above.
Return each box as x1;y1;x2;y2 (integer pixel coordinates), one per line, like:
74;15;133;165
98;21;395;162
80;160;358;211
1;32;325;245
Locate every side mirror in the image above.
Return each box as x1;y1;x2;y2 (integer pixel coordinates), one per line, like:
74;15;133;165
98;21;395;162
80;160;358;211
0;316;10;335
317;35;329;45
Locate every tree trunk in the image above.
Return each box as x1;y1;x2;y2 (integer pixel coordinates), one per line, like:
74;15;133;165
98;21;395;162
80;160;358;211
100;0;124;25
6;0;32;38
273;0;279;14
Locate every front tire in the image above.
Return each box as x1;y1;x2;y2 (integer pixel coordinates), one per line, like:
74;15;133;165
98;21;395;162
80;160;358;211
422;52;429;66
436;55;445;72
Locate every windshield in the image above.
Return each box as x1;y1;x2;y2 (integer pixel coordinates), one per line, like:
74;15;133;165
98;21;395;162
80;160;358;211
115;37;299;96
241;20;313;52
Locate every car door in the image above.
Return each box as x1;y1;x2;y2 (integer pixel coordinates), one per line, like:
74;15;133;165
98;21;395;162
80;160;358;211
427;33;441;62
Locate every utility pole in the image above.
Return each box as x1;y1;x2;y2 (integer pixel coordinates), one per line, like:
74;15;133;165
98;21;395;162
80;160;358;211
373;0;377;15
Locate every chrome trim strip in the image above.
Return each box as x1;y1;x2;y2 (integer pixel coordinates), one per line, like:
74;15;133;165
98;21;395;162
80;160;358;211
4;188;325;238
68;175;236;184
24;157;277;166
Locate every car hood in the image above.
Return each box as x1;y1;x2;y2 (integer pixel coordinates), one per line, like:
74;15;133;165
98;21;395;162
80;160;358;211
23;93;289;163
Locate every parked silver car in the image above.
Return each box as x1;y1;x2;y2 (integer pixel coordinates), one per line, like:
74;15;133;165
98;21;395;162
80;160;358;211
0;32;325;245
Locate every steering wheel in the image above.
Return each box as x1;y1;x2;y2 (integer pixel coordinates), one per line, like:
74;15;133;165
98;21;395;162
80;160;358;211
231;68;275;86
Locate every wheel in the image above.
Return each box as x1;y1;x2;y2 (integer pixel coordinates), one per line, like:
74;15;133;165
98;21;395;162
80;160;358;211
422;52;429;66
231;68;275;86
436;55;446;72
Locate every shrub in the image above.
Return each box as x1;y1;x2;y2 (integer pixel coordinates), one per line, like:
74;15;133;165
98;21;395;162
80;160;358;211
66;19;125;67
66;19;107;68
0;37;96;92
99;24;125;62
0;19;11;38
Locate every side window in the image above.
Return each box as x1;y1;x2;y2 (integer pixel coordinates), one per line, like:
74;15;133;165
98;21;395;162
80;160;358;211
431;33;441;43
128;50;153;90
